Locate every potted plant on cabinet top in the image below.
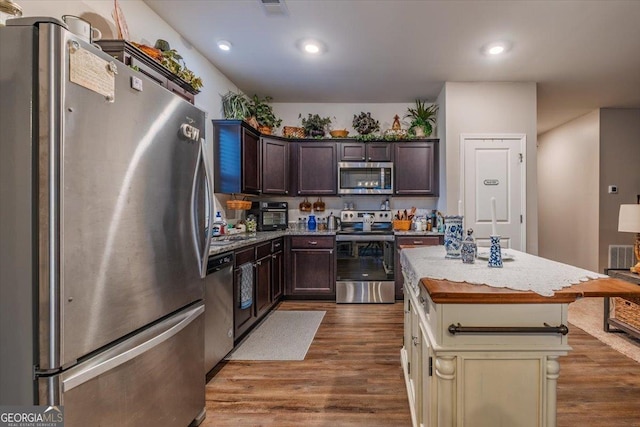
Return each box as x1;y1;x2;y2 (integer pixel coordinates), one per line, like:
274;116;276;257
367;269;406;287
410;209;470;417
247;95;282;134
405;100;438;137
299;113;332;137
352;111;380;135
220;90;250;120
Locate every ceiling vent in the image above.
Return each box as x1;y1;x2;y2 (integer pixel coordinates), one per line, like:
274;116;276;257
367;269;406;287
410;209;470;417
259;0;288;16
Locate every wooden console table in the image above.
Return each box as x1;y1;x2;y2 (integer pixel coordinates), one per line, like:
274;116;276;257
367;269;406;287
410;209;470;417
604;268;640;339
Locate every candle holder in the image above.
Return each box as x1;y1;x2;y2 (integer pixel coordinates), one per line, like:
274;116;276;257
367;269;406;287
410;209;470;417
488;235;503;268
444;215;463;258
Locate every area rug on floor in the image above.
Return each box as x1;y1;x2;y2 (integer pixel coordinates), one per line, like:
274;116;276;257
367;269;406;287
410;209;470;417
568;297;640;364
225;310;325;361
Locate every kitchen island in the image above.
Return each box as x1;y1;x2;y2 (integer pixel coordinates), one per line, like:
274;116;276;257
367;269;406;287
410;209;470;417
399;246;640;427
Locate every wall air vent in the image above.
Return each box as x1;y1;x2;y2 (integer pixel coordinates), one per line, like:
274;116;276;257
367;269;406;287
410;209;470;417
608;245;634;269
259;0;288;15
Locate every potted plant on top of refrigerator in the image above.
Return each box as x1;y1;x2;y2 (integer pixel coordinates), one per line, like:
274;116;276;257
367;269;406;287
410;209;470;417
405;100;438;137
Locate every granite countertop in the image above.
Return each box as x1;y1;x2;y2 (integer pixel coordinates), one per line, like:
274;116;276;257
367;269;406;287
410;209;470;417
208;229;441;256
394;231;444;236
208;230;337;256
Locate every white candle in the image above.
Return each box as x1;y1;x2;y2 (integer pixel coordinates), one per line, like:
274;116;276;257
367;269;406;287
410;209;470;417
458;200;462;216
491;197;497;236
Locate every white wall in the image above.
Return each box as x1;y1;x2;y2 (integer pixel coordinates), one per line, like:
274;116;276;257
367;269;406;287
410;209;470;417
442;82;538;253
538;110;600;271
599;108;640;272
271;102;423;137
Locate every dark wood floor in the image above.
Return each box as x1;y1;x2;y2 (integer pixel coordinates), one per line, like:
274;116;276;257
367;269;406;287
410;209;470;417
204;301;640;427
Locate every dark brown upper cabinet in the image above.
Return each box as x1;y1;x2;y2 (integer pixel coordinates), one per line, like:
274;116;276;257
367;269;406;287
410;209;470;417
394;141;439;196
261;137;289;195
294;142;337;195
212;120;261;195
339;142;392;162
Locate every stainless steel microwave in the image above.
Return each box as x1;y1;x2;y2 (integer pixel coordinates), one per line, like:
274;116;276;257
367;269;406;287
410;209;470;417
337;162;393;195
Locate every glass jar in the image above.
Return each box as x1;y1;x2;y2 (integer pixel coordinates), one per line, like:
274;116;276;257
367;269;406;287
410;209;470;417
0;0;22;26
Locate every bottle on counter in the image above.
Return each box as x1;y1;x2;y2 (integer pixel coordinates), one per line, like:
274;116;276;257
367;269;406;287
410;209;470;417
212;211;225;236
385;199;390;211
461;228;477;264
246;214;257;233
307;215;317;231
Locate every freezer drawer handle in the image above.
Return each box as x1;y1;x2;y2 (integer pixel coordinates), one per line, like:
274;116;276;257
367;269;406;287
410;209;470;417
61;304;204;392
448;323;569;335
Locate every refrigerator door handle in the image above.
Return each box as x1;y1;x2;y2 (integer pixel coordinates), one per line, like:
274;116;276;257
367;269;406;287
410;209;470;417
61;303;204;392
190;138;213;279
201;137;214;271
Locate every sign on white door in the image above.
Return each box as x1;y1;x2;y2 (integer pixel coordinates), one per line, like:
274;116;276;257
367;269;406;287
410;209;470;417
461;136;525;250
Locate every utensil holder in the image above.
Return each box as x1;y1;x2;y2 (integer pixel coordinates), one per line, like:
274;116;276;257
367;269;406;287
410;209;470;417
444;215;463;258
488;235;503;268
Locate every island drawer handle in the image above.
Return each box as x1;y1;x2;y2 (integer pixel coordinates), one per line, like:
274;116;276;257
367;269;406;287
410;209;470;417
447;323;569;336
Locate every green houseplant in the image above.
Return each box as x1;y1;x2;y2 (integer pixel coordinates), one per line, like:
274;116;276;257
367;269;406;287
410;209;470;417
405;100;438;137
299;113;332;137
247;95;282;134
220;91;250;120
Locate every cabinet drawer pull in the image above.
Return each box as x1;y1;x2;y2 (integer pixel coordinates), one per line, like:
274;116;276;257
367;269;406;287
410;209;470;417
413;241;423;244
308;241;318;245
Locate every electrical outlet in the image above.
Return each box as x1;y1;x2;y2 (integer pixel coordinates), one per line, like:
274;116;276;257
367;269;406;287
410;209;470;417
608;185;618;194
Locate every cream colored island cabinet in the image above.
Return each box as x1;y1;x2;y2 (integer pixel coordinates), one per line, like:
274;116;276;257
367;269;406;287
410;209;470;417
399;247;640;427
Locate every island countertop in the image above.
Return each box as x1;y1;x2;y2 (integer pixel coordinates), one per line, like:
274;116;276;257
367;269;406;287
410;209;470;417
400;246;640;304
421;277;640;304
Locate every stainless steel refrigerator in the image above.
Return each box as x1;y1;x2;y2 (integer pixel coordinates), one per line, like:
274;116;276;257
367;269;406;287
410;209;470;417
0;17;213;426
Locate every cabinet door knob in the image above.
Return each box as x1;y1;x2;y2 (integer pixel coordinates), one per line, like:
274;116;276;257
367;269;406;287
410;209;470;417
419;296;425;304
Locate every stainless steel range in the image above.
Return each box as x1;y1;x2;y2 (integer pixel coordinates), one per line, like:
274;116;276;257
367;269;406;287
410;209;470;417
336;210;395;303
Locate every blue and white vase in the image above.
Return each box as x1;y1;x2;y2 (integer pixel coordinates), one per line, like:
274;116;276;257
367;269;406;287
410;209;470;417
488;235;503;268
444;215;463;258
461;229;477;264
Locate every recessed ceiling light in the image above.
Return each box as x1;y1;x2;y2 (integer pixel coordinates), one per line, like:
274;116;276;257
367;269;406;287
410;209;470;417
297;38;326;55
304;42;320;54
217;40;232;51
482;41;510;56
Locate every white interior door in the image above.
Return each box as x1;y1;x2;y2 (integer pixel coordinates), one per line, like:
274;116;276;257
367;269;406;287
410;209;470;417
461;135;526;250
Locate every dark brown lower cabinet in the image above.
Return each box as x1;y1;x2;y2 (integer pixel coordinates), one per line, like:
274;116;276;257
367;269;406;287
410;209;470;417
287;236;336;299
271;239;284;301
233;239;285;342
255;242;272;319
395;235;444;299
233;245;256;339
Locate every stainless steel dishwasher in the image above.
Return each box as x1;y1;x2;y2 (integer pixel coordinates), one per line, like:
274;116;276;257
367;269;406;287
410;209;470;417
204;252;234;375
